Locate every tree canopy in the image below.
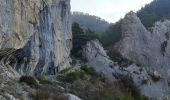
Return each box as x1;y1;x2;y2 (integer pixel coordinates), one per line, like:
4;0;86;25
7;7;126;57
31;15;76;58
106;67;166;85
72;12;110;33
71;22;97;58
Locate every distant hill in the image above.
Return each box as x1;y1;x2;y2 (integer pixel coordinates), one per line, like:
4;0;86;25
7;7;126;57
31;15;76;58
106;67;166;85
72;12;110;32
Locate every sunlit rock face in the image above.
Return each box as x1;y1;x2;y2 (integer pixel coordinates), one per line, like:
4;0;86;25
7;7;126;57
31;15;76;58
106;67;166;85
0;0;72;76
82;39;115;81
115;12;170;99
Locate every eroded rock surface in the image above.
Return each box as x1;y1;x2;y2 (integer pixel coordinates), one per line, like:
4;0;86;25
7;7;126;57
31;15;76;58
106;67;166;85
82;40;116;81
83;39;169;99
115;12;170;99
0;0;72;77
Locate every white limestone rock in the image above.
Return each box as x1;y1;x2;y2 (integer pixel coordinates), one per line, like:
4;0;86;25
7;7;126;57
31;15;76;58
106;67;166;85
82;34;168;99
0;0;72;76
115;11;170;99
82;39;115;81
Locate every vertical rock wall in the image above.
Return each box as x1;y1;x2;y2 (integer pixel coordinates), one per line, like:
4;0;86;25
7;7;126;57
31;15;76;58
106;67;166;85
0;0;72;76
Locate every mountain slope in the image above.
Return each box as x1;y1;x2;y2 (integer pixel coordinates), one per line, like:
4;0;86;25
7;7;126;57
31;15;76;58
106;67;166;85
72;12;110;32
137;0;170;28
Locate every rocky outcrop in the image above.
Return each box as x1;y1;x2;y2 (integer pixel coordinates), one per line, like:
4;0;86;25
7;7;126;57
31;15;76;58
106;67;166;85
0;0;72;76
115;12;170;99
82;40;149;84
82;40;116;81
83;37;169;99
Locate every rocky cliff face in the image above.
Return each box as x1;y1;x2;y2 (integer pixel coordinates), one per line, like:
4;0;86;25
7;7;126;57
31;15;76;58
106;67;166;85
82;40;115;81
115;12;170;99
0;0;72;77
82;12;170;99
82;39;164;99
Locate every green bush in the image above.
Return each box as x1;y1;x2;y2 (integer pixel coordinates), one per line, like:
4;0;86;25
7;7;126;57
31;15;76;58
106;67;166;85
65;66;97;83
99;84;122;100
119;76;143;99
64;72;148;100
66;72;81;82
39;80;53;85
19;76;38;88
81;65;97;76
141;79;148;85
120;93;134;100
67;80;123;100
36;75;53;85
71;22;97;59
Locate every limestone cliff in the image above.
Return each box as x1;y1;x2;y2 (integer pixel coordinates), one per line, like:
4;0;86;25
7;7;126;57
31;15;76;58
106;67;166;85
82;40;115;80
0;0;72;77
115;12;170;99
82;12;170;99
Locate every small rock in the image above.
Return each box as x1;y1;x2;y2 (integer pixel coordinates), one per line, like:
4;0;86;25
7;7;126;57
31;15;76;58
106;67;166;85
153;71;161;78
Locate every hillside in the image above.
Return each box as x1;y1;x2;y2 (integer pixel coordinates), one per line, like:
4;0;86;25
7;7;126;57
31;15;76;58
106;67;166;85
137;0;170;28
72;12;110;32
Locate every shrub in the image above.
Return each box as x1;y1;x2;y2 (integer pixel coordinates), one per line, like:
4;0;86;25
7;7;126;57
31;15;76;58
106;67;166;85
98;84;123;100
120;93;134;100
81;65;97;76
37;75;45;80
119;76;142;99
71;22;97;59
30;89;66;100
39;79;53;85
36;75;53;85
66;72;81;82
141;79;148;85
99;75;107;82
65;66;97;83
67;80;123;100
19;76;38;88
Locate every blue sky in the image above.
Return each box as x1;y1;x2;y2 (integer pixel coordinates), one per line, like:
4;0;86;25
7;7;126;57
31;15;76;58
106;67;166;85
71;0;153;23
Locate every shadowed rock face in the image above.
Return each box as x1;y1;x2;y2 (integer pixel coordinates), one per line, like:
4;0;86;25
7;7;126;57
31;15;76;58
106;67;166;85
0;0;72;76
